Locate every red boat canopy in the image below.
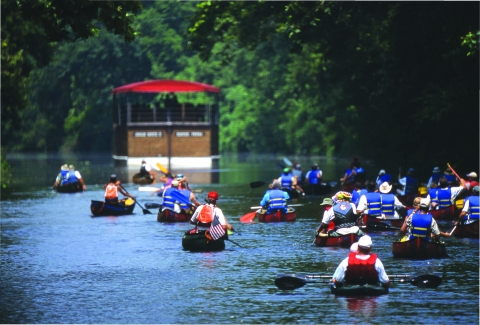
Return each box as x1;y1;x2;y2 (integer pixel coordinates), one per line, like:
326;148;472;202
112;79;220;94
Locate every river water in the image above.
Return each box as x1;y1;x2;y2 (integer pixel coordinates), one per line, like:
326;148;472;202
1;154;478;324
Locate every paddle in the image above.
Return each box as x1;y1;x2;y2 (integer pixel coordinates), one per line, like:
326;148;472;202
449;226;456;236
226;238;243;248
274;273;443;290
240;211;257;223
145;203;162;209
156;162;174;178
366;221;400;231
447;163;462;180
170;190;196;208
119;184;152;214
250;181;267;188
250;204;303;209
283;157;293;167
139;186;160;192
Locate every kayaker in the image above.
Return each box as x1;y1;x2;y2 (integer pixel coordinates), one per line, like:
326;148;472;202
162;180;182;213
316;191;364;237
259;181;290;214
331;235;390;288
292;163;304;183
104;174;133;205
465;172;479;194
432;176;466;210
53;164;71;188
340;167;356;192
353;162;366;187
277;168;304;196
378;182;406;219
140;160;157;184
304;163;323;185
177;180;201;213
426;166;442;188
190;191;233;239
356;181;382;217
68;164;86;190
396;167;418;197
443;167;458;187
351;182;368;207
399;198;451;242
315;197;335;234
376;169;391;189
455;186;479;225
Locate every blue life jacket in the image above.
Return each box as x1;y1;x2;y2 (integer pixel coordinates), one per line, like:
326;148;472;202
405;176;418;195
365;192;381;216
380;193;395;217
354;167;366;183
410;213;433;240
308;170;320;184
267;189;287;213
280;174;293;189
67;170;78;183
332;202;357;229
344;169;355;184
437;188;452;209
444;174;456;185
463;195;479;220
60;170;70;186
178;189;192;210
352;189;367;206
428;189;438;205
430;172;442;185
162;187;177;210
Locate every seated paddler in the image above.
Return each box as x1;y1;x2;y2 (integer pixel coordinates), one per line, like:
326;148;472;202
316;191;364;237
104;174;133;205
259;181;290;214
161;180;182;213
399;198;450;242
190;191;233;237
331;235;390;288
455;185;479;226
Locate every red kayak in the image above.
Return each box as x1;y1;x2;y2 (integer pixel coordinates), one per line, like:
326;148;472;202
157;209;191;222
314;233;358;247
392;237;448;259
257;209;296;222
450;219;479;238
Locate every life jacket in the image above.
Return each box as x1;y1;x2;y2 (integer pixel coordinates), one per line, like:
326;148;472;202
178;189;192;210
162;187;177;210
376;174;392;188
365;192;381;216
60;170;70;186
344;169;355;184
308;170;320;184
344;252;379;285
463;195;479;220
67;170;78;183
267;189;287;212
380;193;395;217
105;183;118;199
196;204;214;224
405;176;418;195
430;172;442;185
436;188;452;209
354;167;366;183
280;174;293;189
428;189;438;205
444;174;456;186
409;213;433;240
332;202;357;230
352;189;367;207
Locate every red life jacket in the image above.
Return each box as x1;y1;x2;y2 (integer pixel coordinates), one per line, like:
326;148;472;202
344;252;379;285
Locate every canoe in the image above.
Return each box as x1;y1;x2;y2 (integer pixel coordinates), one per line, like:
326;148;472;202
451;219;479;238
314;233;358;247
55;182;83;193
430;205;456;221
392;237;448;259
330;283;389;296
257;209;296;222
90;199;135;217
303;183;333;196
182;230;225;252
157;208;191;222
132;172;154;185
358;214;403;231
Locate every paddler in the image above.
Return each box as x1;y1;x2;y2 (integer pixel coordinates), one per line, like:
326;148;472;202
455;185;479;226
104;174;133;205
189;191;233;239
259;181;291;214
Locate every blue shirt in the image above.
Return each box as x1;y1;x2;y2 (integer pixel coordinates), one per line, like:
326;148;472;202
260;190;290;206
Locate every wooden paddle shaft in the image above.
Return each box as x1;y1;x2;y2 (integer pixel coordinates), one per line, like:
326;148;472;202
447;163;461;180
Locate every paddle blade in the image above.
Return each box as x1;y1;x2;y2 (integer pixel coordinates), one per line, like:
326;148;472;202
145;203;162;209
156;162;169;175
275;276;307;290
240;211;257;223
170;190;192;206
139;186;160;192
250;181;266;188
283;157;293;167
411;274;442;288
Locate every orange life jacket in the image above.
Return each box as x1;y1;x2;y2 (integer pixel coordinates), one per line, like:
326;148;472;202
105;183;118;199
197;204;214;223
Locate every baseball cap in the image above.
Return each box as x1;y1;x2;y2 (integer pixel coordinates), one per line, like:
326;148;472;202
358;235;372;249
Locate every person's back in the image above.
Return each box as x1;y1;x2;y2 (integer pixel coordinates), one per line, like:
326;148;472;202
279;168;293;190
365;192;382;216
104;174;119;205
162;181;180;212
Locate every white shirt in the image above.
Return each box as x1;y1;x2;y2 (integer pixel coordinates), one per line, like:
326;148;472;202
142;163;152;172
332;254;389;284
190;204;226;229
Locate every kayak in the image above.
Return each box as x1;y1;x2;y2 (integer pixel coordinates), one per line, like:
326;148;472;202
182;230;225;252
330;283;389;296
157;208;191;222
392;237;448;259
132;172;154;185
303;183;333;196
358;214;403;231
90;199;135;217
451;219;479;238
314;233;358;247
257;209;296;222
55;182;83;193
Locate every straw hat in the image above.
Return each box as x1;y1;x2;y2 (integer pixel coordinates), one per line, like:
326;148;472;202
61;164;69;171
379;182;392;194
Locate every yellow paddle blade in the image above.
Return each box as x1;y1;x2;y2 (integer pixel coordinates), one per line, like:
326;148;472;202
455;199;464;209
156;162;169;174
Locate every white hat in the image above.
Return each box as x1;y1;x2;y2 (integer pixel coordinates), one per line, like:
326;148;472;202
420;198;431;208
350;242;358;252
61;164;69;171
432;167;441;173
466;172;477;178
171;180;179;187
358;235;372;249
378;169;386;175
379;182;392;194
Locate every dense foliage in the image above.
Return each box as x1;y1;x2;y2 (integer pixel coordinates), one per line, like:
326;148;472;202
2;1;478;178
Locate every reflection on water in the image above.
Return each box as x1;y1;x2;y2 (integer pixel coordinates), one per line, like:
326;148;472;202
1;153;479;324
